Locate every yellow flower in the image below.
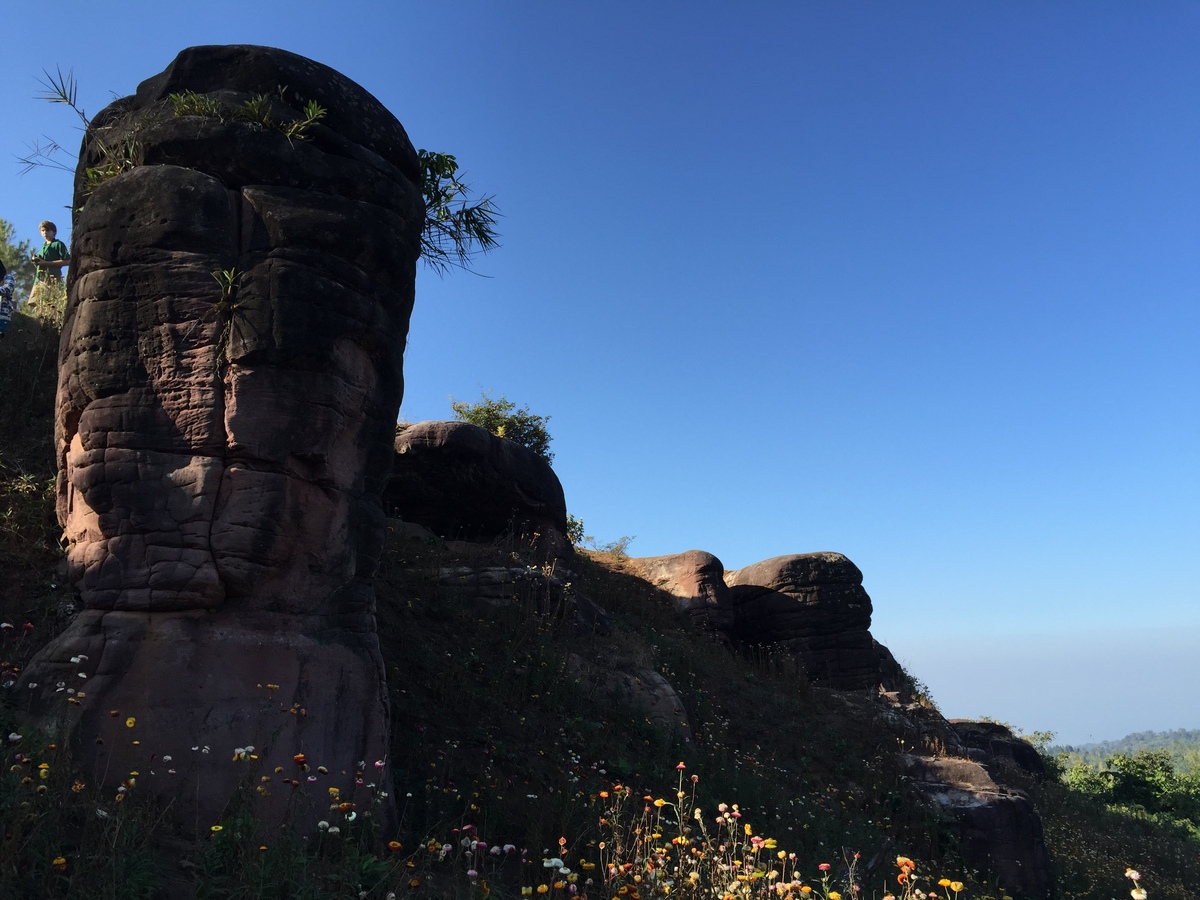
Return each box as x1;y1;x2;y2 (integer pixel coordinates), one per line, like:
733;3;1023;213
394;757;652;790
210;825;223;833
537;885;550;894
829;894;841;900
125;717;136;728
653;798;666;807
940;879;952;887
52;856;67;870
762;838;777;849
521;889;533;897
950;884;964;893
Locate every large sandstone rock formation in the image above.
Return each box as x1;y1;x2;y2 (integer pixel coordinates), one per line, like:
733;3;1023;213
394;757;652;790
385;420;570;556
627;550;735;631
724;552;899;689
21;45;422;833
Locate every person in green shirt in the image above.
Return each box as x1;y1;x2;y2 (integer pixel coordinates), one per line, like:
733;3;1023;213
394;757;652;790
31;220;69;287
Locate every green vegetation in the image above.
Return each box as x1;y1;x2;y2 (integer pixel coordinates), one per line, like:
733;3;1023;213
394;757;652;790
419;150;500;275
1052;729;1200;776
451;391;553;463
0;219;37;298
167;86;328;141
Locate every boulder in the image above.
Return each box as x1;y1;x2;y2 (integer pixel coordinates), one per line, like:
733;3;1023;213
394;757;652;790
627;550;734;630
385;420;569;556
724;552;894;689
950;719;1048;781
22;45;422;834
903;755;1054;898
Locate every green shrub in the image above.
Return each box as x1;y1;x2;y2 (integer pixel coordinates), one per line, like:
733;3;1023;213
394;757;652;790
450;391;553;463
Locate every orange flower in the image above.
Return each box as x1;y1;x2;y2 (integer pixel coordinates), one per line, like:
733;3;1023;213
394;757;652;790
52;856;67;870
388;840;402;851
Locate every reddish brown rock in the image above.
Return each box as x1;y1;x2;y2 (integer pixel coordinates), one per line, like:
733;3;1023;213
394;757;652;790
385;420;570;556
724;552;896;689
903;755;1053;898
627;550;734;630
22;45;422;834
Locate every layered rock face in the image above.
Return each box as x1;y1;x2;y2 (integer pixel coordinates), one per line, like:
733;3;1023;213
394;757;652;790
724;552;895;689
22;45;422;832
627;550;735;631
385;420;570;556
903;755;1053;898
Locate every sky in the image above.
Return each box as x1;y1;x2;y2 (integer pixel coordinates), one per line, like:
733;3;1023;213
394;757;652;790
2;1;1197;746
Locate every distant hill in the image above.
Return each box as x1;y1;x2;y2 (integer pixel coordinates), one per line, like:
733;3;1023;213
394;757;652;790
1051;728;1200;773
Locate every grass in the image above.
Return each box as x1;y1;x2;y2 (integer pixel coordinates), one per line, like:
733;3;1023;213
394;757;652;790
1;298;1197;898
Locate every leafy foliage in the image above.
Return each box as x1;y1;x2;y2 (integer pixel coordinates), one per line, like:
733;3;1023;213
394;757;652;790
418;150;500;274
450;391;553;463
0;220;37;298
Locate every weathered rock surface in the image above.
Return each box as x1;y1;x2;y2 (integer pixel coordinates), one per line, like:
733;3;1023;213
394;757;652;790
22;44;422;833
627;550;734;630
950;719;1048;780
384;420;569;556
724;552;896;689
428;563;611;632
903;755;1054;898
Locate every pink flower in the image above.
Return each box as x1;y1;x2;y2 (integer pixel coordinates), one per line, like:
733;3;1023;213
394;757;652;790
819;863;831;872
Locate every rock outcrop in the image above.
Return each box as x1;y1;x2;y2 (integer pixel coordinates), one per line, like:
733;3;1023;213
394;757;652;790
950;719;1048;781
903;755;1054;898
724;552;896;689
385;420;570;556
627;550;734;630
21;45;422;833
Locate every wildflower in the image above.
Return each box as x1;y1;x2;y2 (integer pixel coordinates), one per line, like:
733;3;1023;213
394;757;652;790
829;894;841;900
389;841;402;851
408;878;421;889
210;825;223;833
125;717;136;728
537;886;549;895
7;733;21;742
52;856;67;870
676;761;686;769
1131;890;1147;900
293;753;307;766
1126;870;1141;882
327;827;341;836
521;889;533;897
939;880;951;888
950;885;964;893
819;863;831;872
654;798;666;807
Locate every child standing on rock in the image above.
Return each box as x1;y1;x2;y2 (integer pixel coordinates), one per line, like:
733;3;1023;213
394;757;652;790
30;220;69;293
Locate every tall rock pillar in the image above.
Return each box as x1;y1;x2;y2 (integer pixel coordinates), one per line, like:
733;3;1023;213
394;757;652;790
22;45;423;833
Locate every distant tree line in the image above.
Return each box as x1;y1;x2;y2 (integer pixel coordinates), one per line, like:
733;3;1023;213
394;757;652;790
1051;728;1200;776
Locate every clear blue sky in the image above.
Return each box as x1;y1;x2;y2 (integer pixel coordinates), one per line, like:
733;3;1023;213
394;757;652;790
3;2;1197;745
